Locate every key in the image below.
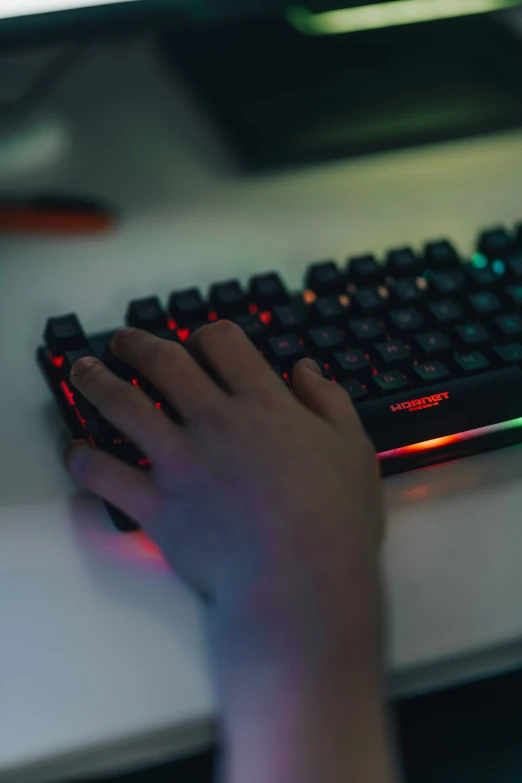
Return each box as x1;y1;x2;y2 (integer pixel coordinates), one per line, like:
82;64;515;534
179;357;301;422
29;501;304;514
505;284;522;309
267;334;305;369
353;286;389;314
371;370;410;396
414;330;452;359
311;295;348;325
273;366;291;387
387;307;425;336
493;314;522;341
389;277;428;305
126;296;168;332
312;357;332;379
467;291;501;317
424;239;459;268
339;379;369;404
347;317;385;345
357;367;522;453
169;288;207;327
233;313;269;347
412;361;451;385
154;329;181;343
386;247;422;277
305;260;345;295
347;254;384;285
273;301;309;336
62;347;97;379
427;270;466;296
102;346;134;382
428;299;464;326
307;325;344;357
249;272;290;310
210;280;247;318
44;313;88;356
478;227;514;260
468;266;501;290
453;351;491;376
332;349;372;381
373;340;411;371
516;223;522;248
506;253;522;281
454;322;491;349
493;343;522;367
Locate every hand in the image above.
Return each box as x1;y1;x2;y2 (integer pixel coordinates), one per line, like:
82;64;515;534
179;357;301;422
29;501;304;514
66;322;393;783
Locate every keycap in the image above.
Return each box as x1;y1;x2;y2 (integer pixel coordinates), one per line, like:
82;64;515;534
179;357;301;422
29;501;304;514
506;253;522;280
44;314;88;356
453;351;490;376
305;261;345;295
249;272;290;309
493;343;522;367
373;340;411;370
387;307;425;336
466;291;501;317
169;288;207;327
311;295;348;325
467;266;501;290
414;330;452;359
357;367;522;453
389;277;428;304
371;370;410;396
273;301;309;336
505;284;522;309
454;322;491;349
478;227;514;260
126;296;168;332
353;286;389;314
427;299;464;326
232;313;269;347
62;347;97;379
339;379;369;403
386;248;422;277
312;358;332;378
347;254;384;285
102;347;134;381
210;280;247;318
154;329;181;343
307;325;344;357
428;270;466;296
424;239;459;268
267;334;305;369
347;317;385;345
493;314;522;341
412;361;451;385
332;349;372;381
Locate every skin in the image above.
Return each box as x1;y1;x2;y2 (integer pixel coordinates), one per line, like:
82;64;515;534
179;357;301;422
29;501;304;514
66;321;397;783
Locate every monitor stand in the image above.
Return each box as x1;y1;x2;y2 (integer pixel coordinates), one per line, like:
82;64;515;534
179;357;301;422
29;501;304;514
158;11;522;170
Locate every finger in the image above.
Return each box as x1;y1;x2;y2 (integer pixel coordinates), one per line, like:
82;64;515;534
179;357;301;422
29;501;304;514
70;355;183;458
187;321;286;396
111;328;226;419
292;359;364;435
65;440;160;523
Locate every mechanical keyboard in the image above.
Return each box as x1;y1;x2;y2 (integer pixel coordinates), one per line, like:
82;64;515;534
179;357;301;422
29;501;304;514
38;223;522;531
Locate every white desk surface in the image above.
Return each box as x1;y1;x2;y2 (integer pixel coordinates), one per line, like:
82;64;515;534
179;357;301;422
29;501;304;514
3;36;522;783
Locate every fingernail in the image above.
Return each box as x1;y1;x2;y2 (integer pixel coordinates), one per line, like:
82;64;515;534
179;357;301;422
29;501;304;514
71;356;99;376
300;358;322;376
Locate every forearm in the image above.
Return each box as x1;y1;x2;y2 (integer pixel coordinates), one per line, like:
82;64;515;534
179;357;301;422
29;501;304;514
217;650;397;783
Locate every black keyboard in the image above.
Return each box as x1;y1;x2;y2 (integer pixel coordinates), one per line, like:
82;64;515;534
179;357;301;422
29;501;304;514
38;224;522;531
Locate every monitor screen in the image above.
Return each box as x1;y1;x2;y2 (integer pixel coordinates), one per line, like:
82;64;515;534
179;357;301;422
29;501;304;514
0;0;141;20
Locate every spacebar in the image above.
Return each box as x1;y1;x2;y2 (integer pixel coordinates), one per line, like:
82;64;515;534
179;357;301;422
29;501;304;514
356;367;522;453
